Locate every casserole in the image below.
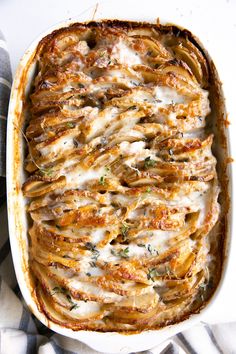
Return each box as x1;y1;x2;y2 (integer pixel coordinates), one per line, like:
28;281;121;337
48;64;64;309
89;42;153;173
7;17;231;353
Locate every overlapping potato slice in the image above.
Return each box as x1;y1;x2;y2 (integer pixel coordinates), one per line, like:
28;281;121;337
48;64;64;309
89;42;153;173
23;22;221;331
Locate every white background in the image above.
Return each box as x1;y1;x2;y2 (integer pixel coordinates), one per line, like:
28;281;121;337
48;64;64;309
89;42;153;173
1;0;236;323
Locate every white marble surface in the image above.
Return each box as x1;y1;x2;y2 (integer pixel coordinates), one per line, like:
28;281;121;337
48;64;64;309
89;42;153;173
1;0;236;324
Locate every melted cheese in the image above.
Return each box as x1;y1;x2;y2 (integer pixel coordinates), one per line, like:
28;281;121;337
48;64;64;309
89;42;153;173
112;40;142;65
154;86;187;104
23;21;221;332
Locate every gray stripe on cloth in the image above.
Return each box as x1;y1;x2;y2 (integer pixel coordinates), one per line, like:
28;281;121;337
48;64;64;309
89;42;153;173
13;283;21;296
32;313;54;337
0;31;11;178
0;108;7;176
19;306;30;331
177;333;198;354
26;334;37;354
204;325;225;354
0;177;6;204
0;239;10;265
160;343;179;354
0;48;12;83
0;83;11;117
51;340;78;354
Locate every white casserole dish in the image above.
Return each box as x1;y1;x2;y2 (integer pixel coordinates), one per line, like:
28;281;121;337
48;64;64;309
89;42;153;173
6;16;232;354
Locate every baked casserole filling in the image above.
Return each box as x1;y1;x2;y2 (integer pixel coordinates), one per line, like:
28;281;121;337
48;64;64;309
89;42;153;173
22;21;222;331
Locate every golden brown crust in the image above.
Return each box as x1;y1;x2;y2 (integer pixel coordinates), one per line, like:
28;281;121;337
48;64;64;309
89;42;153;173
22;20;227;332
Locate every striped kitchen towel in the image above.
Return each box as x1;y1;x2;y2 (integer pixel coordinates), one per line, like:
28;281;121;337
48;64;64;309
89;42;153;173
0;30;12;205
0;30;236;354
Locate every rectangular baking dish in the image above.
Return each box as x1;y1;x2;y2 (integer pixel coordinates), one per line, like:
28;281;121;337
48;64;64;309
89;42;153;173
6;17;232;353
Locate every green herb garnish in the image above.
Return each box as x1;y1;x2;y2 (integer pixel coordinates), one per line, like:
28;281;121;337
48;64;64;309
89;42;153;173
119;247;129;258
39;167;53;176
111;247;130;259
144;156;156;169
85;242;96;252
121;222;129;240
70;303;79;311
66;294;79;311
51;287;67;295
99;50;106;57
66;122;75;128
66;294;74;304
147;244;159;255
85;242;100;261
99;176;106;185
147;268;160;281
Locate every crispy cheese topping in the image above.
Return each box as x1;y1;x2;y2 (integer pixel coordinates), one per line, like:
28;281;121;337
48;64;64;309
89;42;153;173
23;21;220;332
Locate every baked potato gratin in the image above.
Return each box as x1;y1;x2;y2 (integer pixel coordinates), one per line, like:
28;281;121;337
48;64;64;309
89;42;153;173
22;21;223;332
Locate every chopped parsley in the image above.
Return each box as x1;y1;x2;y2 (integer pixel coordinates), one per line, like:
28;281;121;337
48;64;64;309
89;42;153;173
144;156;156;169
147;268;160;281
39;167;53;177
99;176;106;185
111;249;117;256
146;187;152;193
66;122;75;128
85;242;100;261
73;138;79;148
137;243;146;247
51;288;78;310
111;247;129;259
66;294;73;303
85;242;97;252
99;50;107;57
119;247;129;258
51;286;67;295
89;261;97;268
70;303;79;311
121;222;129;240
66;294;79;311
147;244;159;255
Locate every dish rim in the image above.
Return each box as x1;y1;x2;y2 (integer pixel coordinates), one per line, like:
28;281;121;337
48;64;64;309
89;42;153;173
6;17;232;353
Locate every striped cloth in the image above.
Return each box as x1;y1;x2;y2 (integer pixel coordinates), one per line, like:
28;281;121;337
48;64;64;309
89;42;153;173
0;30;12;206
0;30;236;354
